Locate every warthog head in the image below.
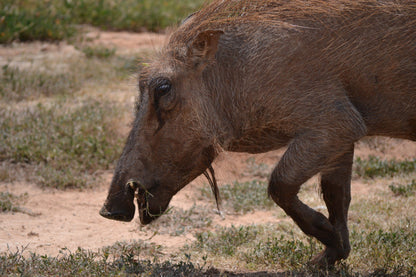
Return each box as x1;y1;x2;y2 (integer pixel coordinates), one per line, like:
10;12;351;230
100;30;225;224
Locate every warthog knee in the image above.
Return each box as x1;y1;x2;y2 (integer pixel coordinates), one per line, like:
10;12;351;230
268;180;295;209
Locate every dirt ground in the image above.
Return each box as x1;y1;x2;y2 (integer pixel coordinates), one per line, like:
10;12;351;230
1;30;415;258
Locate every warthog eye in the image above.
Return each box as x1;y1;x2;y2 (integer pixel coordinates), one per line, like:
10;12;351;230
152;78;175;110
151;78;175;133
154;80;172;98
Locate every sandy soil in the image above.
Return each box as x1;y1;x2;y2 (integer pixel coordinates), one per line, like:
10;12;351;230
1;30;415;258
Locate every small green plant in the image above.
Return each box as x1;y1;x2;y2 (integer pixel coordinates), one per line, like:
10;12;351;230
354;156;416;178
195;225;261;256
244;157;270;178
102;240;164;262
81;46;116;59
244;235;319;268
0;164;10;182
0;191;26;213
200;180;274;213
389;180;416;197
140;205;212;236
35;166;89;190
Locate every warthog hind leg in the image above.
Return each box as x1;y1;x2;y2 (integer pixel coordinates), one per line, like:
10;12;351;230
312;145;354;265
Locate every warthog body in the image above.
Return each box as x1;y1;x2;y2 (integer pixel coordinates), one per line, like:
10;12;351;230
100;0;416;265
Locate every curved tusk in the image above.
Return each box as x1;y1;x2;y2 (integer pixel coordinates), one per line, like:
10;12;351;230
126;179;138;190
125;180;141;200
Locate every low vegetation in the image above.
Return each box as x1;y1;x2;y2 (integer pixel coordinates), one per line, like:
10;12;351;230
0;45;138;189
0;55;134;102
243;157;271;179
0;191;27;213
80;45;116;59
354;156;416;179
0;64;81;102
1;220;415;276
0;245;208;276
0;100;124;189
389;180;416;197
139;205;213;236
188;222;416;275
0;0;75;43
0;0;205;44
200;180;275;213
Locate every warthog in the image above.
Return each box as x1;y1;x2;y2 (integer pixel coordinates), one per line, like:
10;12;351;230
100;0;416;265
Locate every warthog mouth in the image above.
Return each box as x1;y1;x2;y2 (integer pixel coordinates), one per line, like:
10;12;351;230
126;180;159;225
130;166;222;225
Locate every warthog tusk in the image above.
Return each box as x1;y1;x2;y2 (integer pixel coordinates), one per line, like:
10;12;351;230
126;180;154;200
126;180;140;199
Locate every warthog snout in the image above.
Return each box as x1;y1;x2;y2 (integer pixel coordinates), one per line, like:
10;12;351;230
100;180;170;225
99;182;136;222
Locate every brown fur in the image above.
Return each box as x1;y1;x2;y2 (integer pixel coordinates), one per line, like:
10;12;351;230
101;0;416;266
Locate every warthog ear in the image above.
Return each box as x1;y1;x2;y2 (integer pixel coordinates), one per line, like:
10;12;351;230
188;30;224;69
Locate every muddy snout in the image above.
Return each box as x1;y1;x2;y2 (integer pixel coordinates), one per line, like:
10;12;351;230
99;182;136;222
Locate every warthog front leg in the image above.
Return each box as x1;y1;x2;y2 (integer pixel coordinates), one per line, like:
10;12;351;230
268;132;356;266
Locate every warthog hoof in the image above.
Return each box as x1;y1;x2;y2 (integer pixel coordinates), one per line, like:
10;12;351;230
310;246;350;268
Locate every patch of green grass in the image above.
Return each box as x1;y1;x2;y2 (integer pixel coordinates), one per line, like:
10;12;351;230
200;180;275;213
389;180;416;197
0;64;82;102
243;157;270;179
0;100;124;189
102;240;164;262
0;56;133;102
0;164;10;182
191;222;416;275
194;225;261;257
0;0;205;44
141;205;212;236
349;191;416;232
0;0;76;44
245;235;319;268
0;191;27;213
349;223;416;275
34;165;90;191
80;45;116;59
192;224;321;269
0;245;208;276
65;0;205;32
354;156;416;179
